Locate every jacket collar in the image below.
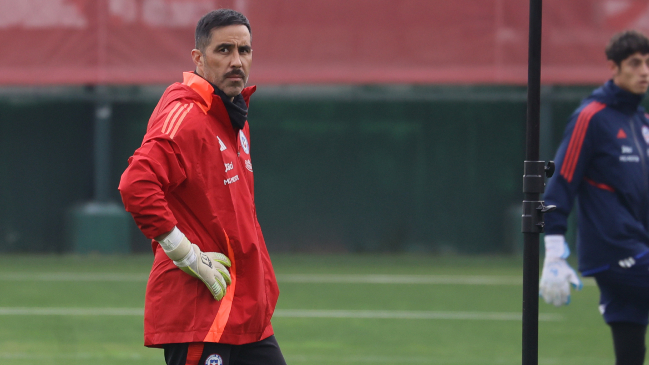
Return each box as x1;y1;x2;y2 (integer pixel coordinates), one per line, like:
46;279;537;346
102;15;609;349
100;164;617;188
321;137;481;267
182;71;256;113
182;72;214;112
591;79;645;116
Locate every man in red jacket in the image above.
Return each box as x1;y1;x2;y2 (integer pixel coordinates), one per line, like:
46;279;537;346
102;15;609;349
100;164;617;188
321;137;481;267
118;9;285;365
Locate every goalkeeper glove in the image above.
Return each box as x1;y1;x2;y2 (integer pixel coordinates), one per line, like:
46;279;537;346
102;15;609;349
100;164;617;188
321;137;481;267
539;234;582;307
157;227;232;300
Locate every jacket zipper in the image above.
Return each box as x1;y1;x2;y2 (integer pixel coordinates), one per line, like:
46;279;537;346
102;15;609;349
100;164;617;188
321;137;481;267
228;128;243;168
629;117;649;191
629;116;649;230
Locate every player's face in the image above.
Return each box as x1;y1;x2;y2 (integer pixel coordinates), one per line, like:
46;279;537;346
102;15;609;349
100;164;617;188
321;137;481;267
192;24;252;99
611;52;649;95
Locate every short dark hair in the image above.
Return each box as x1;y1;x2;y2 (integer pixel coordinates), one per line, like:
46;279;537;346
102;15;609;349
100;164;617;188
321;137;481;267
195;9;251;51
605;30;649;65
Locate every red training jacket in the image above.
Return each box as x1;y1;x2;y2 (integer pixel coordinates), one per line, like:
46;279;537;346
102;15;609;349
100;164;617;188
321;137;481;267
118;72;279;347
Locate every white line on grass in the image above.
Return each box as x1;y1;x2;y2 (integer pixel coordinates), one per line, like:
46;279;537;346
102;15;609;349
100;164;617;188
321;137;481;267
284;355;611;364
0;353;612;364
0;352;157;361
0;307;562;321
0;272;596;286
286;354;518;364
0;273;149;281
274;309;563;321
277;274;523;285
277;274;596;286
0;307;144;315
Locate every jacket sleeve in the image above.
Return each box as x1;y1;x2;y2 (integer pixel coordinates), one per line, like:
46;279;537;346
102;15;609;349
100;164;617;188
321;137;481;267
118;138;187;239
544;102;604;235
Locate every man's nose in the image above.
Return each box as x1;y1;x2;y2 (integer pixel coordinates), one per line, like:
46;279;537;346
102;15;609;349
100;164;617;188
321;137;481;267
642;61;649;75
230;51;243;68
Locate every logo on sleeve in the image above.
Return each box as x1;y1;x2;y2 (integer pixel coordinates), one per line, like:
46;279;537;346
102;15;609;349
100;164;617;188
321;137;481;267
245;159;253;172
239;130;250;154
206;354;223;365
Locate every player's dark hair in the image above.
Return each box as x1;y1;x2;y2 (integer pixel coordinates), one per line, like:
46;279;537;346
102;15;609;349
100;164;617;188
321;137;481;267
195;9;251;51
605;30;649;65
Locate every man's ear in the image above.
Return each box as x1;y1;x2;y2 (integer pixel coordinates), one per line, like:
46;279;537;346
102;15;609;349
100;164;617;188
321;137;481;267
607;59;620;77
191;49;203;68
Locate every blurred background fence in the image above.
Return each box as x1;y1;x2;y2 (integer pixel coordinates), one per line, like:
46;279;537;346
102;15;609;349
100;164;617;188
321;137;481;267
2;0;649;254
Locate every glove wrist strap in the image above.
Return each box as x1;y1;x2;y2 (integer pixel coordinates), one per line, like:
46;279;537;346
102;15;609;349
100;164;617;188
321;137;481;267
173;246;197;268
157;227;184;252
544;234;570;260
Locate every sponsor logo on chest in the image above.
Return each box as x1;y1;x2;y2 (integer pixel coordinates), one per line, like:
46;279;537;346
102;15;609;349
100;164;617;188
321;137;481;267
617;128;627;139
620;145;640;162
224;175;239;185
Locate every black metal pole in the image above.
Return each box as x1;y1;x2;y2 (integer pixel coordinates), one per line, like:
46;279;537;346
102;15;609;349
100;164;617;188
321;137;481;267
526;1;542;162
522;0;545;364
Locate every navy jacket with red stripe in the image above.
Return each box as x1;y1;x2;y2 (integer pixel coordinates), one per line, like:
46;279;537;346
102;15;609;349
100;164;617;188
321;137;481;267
544;80;649;275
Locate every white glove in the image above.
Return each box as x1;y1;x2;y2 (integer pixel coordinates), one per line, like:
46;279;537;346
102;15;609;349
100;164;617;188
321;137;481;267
539;235;583;307
157;227;232;300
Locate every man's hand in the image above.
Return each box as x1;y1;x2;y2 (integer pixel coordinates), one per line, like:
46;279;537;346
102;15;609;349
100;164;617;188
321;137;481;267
540;258;582;306
176;242;232;300
157;227;232;300
539;235;583;307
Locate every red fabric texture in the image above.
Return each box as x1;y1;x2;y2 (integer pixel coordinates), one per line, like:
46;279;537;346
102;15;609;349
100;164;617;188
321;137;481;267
119;73;279;346
185;343;204;365
584;177;616;192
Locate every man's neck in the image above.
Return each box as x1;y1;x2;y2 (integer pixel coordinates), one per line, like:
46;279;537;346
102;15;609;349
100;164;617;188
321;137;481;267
194;70;236;102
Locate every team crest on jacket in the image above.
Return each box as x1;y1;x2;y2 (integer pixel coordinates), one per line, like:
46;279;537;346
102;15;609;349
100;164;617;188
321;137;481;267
642;125;649;144
205;354;223;365
239;130;250;154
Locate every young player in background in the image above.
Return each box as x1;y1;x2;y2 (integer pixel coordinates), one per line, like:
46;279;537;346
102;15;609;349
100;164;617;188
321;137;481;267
541;30;649;365
119;9;286;365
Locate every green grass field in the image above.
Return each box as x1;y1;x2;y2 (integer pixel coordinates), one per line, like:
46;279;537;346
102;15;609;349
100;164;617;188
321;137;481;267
0;254;619;364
